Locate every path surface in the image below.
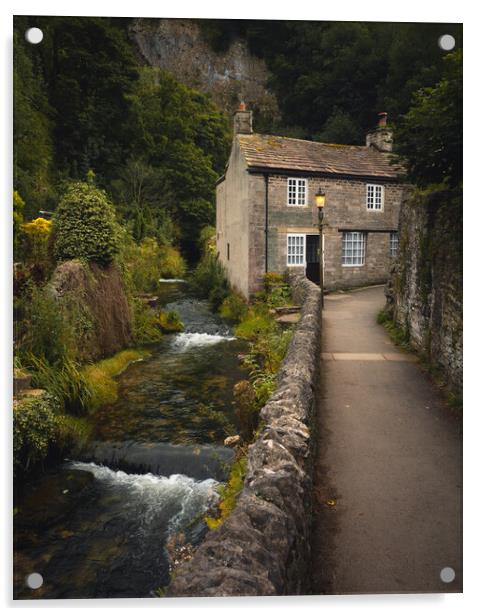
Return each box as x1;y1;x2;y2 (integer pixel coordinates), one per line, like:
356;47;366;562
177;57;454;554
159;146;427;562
311;286;462;595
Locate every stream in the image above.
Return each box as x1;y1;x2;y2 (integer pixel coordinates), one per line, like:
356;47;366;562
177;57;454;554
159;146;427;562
13;281;246;599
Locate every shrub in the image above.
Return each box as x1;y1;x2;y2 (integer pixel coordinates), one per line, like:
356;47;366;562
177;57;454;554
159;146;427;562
28;355;92;416
13;191;25;258
13;394;61;475
21;217;52;264
19;282;72;366
117;233;186;294
131;298;164;345
219;291;248;323
234;310;275;341
53;181;120;265
158;245;187;280
189;253;230;310
158;310;184;333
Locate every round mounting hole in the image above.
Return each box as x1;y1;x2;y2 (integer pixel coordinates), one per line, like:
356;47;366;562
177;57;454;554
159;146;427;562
26;572;43;589
438;34;455;51
25;28;43;45
440;566;455;583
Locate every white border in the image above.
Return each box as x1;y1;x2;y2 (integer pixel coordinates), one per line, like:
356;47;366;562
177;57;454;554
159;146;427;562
1;3;479;616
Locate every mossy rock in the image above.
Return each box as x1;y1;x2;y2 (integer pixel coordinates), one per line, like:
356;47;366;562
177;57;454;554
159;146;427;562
158;310;184;333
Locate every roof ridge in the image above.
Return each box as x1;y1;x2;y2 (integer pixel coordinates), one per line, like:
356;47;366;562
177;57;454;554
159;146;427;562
239;132;370;151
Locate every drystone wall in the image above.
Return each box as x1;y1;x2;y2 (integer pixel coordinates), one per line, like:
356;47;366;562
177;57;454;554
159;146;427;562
385;188;462;393
167;273;321;596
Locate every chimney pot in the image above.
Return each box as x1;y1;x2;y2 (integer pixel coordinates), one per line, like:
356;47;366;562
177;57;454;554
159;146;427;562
378;112;388;127
238;101;246;111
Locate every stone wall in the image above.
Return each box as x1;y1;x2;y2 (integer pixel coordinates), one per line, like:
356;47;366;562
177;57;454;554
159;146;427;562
248;173;407;293
385;188;462;394
167;273;321;596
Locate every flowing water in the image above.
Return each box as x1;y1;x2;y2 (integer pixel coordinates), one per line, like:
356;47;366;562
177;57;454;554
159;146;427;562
14;281;246;599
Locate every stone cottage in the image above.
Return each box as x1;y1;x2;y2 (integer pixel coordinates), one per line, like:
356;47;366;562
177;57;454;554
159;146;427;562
216;104;410;298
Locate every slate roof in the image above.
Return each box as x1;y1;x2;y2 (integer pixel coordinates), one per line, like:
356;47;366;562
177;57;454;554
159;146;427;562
237;134;404;180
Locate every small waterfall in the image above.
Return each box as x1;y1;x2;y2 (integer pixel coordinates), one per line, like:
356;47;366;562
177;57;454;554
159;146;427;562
171;332;236;351
68;461;219;536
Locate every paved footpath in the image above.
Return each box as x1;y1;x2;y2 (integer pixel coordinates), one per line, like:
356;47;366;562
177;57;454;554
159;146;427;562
311;286;462;595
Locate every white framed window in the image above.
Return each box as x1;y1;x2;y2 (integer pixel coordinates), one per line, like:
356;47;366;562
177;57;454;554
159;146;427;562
390;232;399;257
366;184;384;210
287;178;307;206
287;234;305;266
342;232;366;266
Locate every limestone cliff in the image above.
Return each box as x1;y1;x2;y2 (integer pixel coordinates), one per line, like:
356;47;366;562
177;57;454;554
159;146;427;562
129;18;279;121
385;188;462;395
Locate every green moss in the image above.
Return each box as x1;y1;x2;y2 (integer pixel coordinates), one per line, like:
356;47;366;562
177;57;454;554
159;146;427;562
158;310;184;333
82;348;149;411
205;456;247;530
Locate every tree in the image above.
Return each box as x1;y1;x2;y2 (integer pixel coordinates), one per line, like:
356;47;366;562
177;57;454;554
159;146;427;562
394;50;462;188
13;25;55;218
53;181;120;264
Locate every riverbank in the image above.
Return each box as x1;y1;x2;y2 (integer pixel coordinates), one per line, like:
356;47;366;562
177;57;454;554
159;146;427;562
13;281;245;599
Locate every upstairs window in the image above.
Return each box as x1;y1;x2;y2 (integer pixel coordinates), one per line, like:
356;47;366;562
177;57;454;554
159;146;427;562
288;178;307;206
366;184;384;210
287;234;305;266
390;232;399;257
342;232;366;266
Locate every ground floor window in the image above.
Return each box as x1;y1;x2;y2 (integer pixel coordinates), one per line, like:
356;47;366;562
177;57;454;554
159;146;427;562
390;232;399;257
287;234;305;265
342;232;366;266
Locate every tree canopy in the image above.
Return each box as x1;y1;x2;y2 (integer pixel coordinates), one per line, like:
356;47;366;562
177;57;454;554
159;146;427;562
394;50;462;188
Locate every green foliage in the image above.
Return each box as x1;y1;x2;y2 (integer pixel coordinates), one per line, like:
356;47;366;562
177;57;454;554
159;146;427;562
125;68;230;252
53;181;120;265
19;282;71;365
234;311;275;341
117;232;186;294
13;191;25;257
259;272;292;308
31;16;138;183
394;50;462;188
13;393;93;477
28;355;92;416
314;108;362;144
13;394;61;475
20;217;54;277
158;310;184;333
219;291;249;324
131;298;164;345
13;26;55;219
205;456;247;530
190;253;230;311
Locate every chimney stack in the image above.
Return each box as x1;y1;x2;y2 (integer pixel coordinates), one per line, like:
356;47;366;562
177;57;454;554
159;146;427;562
233;102;253;135
366;112;392;152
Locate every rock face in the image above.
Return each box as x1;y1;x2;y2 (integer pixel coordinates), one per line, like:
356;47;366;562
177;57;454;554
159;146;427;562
385;188;462;394
167;273;321;596
130;18;279;119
